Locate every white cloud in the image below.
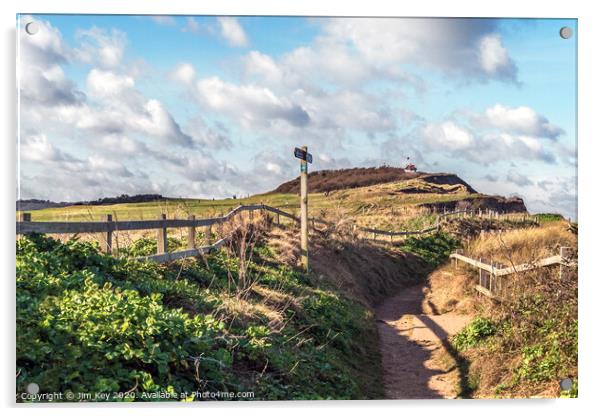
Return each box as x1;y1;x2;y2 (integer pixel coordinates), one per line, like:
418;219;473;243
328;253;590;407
19;16;66;64
87;69;135;97
19;18;199;152
321;18;518;82
421;121;556;164
195;76;310;128
243;51;283;84
422;122;475;150
282;41;373;86
506;170;533;187
293;89;395;133
170;63;197;84
181;17;202;34
98;135;147;155
18;17;84;107
265;162;283;175
82;69;194;147
20;133;76;162
182;116;233;150
74;27;126;68
217;17;249;47
482;104;564;139
479;35;517;79
87;155;134;177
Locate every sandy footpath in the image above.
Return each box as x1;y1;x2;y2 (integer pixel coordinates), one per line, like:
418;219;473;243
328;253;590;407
376;284;471;399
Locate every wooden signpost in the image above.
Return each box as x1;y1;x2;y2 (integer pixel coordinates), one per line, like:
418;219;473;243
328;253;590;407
294;146;312;272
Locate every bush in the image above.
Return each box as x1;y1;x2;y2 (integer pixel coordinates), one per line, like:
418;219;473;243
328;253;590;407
16;234;379;401
453;317;497;351
534;213;565;223
399;232;459;266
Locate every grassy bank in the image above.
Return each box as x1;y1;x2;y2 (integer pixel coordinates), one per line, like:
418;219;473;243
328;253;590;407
16;232;384;401
425;221;578;398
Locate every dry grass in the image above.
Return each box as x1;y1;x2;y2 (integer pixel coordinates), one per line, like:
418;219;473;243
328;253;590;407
266;221;429;307
423;265;481;315
465;221;576;266
425;220;577;398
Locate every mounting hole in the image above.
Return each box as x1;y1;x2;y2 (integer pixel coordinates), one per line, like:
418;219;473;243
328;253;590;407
559;378;573;391
25;21;39;35
559;26;573;39
26;382;40;395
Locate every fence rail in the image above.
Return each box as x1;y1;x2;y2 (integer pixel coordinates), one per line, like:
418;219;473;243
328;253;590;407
16;204;269;235
450;247;576;299
17;204;528;263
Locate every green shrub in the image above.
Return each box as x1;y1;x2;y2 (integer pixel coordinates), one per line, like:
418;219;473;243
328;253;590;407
534;213;565;223
16;234;379;401
453;317;497;351
399;232;459;266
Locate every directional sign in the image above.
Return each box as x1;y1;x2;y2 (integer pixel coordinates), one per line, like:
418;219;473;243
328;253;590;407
294;147;312;163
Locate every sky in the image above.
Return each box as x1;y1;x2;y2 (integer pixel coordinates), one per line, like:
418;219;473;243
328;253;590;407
17;15;577;218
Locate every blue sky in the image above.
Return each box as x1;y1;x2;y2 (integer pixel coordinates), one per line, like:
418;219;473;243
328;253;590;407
17;15;577;218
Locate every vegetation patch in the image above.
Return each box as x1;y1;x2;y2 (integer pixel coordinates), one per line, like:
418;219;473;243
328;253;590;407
452;317;496;351
425;222;578;398
398;232;459;266
534;213;565;223
17;233;383;401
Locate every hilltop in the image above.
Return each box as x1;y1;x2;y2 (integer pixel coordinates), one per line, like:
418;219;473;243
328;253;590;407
270;167;477;195
268;167;525;219
18;168;527;224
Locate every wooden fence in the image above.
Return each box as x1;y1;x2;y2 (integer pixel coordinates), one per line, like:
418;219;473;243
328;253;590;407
17;204;529;264
450;247;576;300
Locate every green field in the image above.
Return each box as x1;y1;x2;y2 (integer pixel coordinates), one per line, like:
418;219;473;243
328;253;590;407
17;179;482;224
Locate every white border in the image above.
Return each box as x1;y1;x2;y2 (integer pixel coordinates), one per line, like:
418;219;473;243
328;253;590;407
2;1;600;415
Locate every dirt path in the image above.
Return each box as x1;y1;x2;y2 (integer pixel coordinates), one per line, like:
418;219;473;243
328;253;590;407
376;284;472;399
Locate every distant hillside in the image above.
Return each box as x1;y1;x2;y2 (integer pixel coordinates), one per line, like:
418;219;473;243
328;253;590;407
17;194;167;211
269;167;477;195
420;195;527;214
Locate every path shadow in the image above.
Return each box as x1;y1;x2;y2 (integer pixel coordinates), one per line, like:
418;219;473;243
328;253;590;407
376;318;446;399
375;285;471;399
419;313;472;397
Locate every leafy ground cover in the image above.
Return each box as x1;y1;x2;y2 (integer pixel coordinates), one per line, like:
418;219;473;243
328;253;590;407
16;233;382;401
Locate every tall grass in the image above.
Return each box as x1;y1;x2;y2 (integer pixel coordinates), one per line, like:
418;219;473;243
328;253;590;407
465;222;576;266
428;221;578;398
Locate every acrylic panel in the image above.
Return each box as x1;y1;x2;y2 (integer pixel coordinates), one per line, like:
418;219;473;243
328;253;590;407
16;15;577;402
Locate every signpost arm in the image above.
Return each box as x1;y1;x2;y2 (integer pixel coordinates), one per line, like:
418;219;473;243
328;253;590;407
300;146;309;272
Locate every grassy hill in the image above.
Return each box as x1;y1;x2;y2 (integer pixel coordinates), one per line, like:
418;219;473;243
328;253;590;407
270;167;478;195
16;169;526;229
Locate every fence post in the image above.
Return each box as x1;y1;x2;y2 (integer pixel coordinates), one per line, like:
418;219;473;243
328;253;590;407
218;217;225;239
101;214;113;254
488;258;495;293
559;246;570;279
204;225;212;246
157;214;168;254
276;212;280;225
187;215;196;249
19;212;31;222
18;212;31;236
